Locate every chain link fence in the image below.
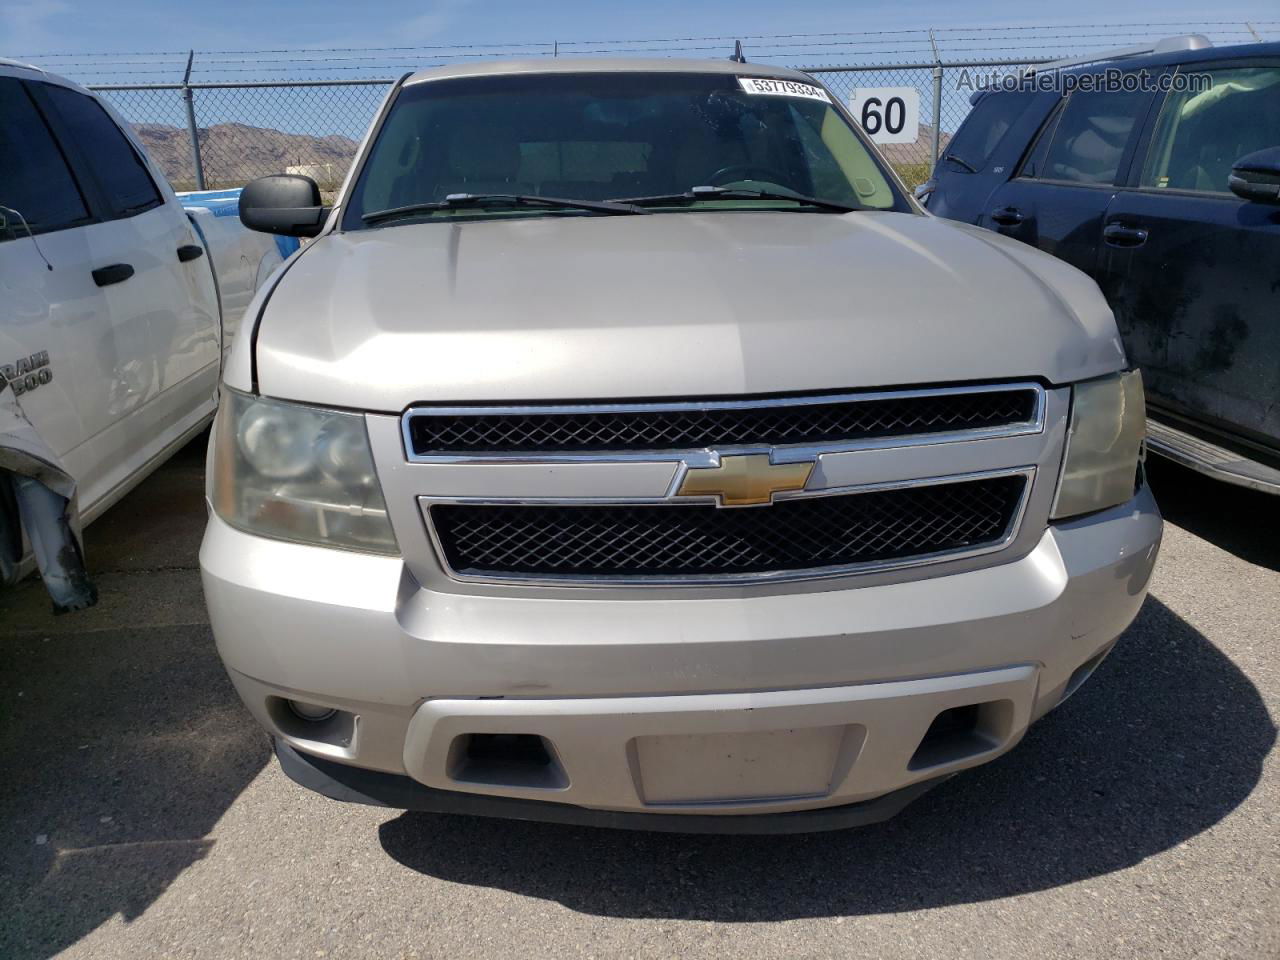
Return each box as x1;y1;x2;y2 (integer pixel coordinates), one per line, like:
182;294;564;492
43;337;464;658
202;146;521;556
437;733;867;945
808;60;1044;187
95;80;391;194
54;20;1280;193
89;57;1092;194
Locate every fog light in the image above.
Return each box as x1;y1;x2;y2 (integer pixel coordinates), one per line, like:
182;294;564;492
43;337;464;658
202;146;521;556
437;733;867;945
287;700;337;722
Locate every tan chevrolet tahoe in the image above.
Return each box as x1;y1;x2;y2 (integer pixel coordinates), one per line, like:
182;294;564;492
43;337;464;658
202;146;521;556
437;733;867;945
200;58;1161;833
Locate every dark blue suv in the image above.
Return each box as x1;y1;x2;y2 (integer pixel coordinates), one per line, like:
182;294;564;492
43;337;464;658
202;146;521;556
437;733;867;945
923;38;1280;493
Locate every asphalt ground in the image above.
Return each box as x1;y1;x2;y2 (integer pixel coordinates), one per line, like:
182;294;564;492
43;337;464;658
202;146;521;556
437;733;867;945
1;436;1276;959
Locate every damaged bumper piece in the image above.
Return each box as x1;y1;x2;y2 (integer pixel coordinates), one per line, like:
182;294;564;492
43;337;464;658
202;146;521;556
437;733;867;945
0;373;96;613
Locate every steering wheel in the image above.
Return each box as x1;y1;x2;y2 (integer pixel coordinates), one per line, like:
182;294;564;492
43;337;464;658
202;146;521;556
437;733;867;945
705;164;794;187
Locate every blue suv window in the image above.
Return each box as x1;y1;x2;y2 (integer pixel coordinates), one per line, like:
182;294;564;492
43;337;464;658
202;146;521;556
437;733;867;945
1034;88;1148;185
946;92;1038;172
1142;65;1280;193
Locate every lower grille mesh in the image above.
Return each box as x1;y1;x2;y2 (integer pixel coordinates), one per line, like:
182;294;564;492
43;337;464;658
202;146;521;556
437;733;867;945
431;475;1026;580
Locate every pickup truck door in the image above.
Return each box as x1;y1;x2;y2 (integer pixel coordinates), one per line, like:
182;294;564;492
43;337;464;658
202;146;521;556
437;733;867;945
1094;60;1280;454
0;76;104;469
29;79;221;511
982;83;1159;279
0;74;106;604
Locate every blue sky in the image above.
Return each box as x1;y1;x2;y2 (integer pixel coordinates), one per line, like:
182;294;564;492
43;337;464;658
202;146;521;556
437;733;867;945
5;0;1279;58
8;1;1277;144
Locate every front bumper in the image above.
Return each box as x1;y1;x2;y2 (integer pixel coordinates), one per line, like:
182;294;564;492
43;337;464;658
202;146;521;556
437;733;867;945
273;738;950;834
201;484;1161;827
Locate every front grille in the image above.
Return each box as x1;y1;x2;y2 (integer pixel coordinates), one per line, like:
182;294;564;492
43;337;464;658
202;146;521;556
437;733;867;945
407;388;1038;456
431;474;1027;581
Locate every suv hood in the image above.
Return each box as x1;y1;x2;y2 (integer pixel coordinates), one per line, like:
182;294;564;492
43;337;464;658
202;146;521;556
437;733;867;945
254;211;1124;410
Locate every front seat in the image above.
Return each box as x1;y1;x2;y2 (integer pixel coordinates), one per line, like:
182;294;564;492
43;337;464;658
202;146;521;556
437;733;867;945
1055;115;1133;184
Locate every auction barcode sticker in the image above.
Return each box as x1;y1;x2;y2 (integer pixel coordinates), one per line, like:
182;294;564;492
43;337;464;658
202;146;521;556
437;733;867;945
737;77;832;103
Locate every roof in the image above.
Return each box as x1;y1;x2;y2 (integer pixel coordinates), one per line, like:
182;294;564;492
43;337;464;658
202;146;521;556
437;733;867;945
0;57;43;73
1056;38;1280;76
0;60;90;95
405;57;816;87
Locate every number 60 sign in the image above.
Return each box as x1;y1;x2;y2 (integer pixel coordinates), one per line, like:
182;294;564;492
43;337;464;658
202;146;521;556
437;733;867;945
849;87;920;145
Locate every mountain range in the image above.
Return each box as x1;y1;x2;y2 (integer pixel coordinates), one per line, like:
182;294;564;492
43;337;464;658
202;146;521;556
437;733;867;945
132;122;359;190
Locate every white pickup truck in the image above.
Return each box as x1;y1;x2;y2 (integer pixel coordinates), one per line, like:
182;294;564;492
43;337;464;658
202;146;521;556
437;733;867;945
0;59;294;610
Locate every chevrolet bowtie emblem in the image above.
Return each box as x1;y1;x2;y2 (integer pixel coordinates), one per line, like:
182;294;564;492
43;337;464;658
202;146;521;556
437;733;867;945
677;454;814;507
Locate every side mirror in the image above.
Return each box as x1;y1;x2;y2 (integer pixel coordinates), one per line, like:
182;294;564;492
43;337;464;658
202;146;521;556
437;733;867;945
0;203;32;242
1228;147;1280;204
239;174;328;237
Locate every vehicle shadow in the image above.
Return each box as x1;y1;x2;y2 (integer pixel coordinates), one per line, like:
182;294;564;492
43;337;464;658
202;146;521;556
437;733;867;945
1146;457;1280;571
0;625;269;958
0;435;270;960
378;597;1275;920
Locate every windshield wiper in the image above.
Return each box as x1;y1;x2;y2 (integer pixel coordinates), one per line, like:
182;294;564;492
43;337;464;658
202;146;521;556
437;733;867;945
612;185;860;213
942;153;978;174
361;193;646;225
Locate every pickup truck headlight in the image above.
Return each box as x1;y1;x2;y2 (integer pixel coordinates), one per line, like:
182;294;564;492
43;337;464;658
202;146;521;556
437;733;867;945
211;389;398;555
1051;370;1146;520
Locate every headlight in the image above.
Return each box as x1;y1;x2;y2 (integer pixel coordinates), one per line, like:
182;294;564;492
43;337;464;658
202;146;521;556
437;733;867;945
211;389;398;554
1051;370;1146;519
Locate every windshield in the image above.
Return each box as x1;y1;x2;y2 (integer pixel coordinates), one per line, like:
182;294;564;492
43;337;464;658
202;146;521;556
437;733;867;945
343;71;900;228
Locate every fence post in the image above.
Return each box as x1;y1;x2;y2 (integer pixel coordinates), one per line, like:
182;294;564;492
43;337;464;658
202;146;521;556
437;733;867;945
182;50;206;191
929;30;943;171
931;64;943;170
